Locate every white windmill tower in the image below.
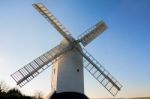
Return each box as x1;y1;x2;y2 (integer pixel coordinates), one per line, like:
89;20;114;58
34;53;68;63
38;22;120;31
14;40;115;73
11;3;122;99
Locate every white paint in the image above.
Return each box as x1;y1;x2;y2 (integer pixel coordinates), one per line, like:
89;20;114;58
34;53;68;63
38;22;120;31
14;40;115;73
51;39;84;94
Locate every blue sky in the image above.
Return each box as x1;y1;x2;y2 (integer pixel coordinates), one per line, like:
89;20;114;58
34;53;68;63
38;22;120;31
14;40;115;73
0;0;150;98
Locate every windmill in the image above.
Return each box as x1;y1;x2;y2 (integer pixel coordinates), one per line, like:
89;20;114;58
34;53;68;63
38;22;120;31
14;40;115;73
11;3;122;99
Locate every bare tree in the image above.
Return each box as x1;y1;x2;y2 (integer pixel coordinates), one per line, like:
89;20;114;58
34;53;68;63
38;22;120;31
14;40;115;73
0;80;9;93
34;91;43;99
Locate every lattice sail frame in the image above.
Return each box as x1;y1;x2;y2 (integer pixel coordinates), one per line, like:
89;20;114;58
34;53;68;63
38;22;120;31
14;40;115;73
75;46;122;96
78;20;107;46
11;44;73;87
33;3;73;42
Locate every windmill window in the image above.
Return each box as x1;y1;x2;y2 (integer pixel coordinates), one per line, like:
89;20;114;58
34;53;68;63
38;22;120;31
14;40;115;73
77;69;79;72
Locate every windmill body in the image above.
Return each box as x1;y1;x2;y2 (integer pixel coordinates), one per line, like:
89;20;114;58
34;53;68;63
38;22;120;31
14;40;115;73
51;39;84;94
11;3;122;99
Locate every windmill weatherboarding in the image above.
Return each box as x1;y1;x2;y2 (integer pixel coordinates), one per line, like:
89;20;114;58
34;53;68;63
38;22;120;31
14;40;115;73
11;3;122;99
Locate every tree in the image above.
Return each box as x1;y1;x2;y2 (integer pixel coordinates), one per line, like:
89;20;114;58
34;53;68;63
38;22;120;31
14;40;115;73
7;88;22;96
34;91;43;99
0;81;9;94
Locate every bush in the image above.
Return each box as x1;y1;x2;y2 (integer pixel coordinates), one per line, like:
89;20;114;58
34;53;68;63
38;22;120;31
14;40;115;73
7;88;22;96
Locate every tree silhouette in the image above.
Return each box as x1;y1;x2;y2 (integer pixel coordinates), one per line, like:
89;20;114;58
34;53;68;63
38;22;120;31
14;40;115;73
34;91;43;99
7;88;22;96
0;80;43;99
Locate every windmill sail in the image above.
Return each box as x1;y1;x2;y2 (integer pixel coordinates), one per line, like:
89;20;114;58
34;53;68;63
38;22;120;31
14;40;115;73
11;44;72;87
33;3;74;42
78;21;107;46
75;47;122;96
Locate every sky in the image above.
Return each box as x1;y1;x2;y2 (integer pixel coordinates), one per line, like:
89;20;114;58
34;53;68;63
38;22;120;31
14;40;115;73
0;0;150;98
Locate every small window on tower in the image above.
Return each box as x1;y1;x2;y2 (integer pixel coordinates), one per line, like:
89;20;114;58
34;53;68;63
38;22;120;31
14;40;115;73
77;69;79;72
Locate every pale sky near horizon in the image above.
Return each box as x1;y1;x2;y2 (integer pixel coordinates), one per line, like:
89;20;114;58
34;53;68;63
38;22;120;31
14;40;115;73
0;0;150;98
